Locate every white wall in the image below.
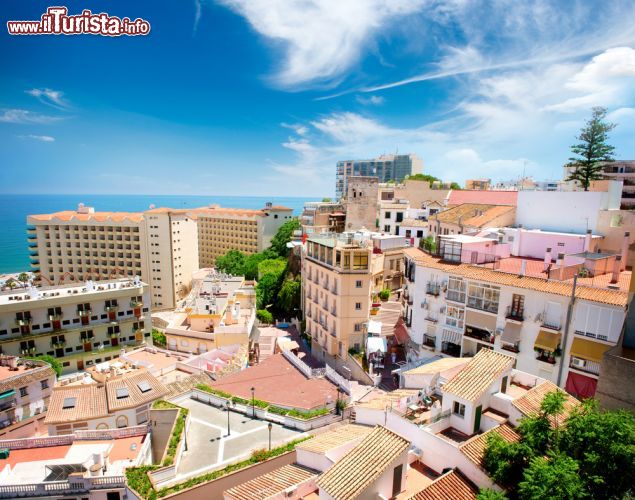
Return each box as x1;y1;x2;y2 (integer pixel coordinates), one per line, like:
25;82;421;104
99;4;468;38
516;191;608;233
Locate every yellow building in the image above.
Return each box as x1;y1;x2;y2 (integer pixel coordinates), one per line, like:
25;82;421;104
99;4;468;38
196;203;294;267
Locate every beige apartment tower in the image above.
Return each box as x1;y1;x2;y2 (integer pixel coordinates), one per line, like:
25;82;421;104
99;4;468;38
27;204;199;310
197;203;293;267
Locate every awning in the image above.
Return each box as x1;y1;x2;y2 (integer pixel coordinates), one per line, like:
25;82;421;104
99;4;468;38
0;390;16;400
393;318;410;345
465;309;497;332
534;330;562;351
367;336;387;354
501;322;521;344
570;337;610;363
565;372;597;398
442;329;462;345
367;320;382;335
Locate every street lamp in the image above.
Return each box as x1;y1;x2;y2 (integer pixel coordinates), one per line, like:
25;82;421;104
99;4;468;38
250;387;256;418
226;400;231;436
268;422;273;451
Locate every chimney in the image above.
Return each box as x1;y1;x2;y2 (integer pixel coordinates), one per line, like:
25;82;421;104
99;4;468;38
520;259;527;276
543;247;552;271
611;256;622;283
225;304;233;325
557;253;565;281
516;224;523;256
584;229;593;252
621;231;630;271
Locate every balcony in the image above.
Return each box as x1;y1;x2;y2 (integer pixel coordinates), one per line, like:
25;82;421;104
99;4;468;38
464;325;495;344
130;300;143;308
426;283;441;296
15;317;32;327
569;358;601;376
78;309;92;318
423;335;436;348
105;305;119;313
331;308;337;317
20;347;36;356
541;320;561;331
505;306;524;322
0;398;17;412
50;340;66;348
535;350;557;364
501;341;520;353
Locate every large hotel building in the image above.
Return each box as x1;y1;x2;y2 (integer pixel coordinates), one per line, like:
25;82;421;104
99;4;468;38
0;278;151;374
196;203;294;268
26;202;292;310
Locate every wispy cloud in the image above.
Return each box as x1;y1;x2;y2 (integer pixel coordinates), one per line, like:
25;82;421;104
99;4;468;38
18;134;55;142
0;109;64;124
193;0;204;35
216;0;427;88
25;88;70;110
356;95;384;106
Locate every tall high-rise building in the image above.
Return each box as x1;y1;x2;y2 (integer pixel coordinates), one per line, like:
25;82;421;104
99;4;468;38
27;204;199;310
335;153;423;200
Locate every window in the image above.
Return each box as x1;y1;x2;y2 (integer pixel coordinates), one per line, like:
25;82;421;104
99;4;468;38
19;387;28;397
355;280;362;288
41;380;49;390
467;283;500;313
396;212;404;223
445;306;465;330
352;253;368;270
447;277;466;303
355;302;362;310
63;397;76;409
137;381;152;393
354;323;361;332
453;401;466;418
385;211;391;219
116;388;129;399
384;225;391;232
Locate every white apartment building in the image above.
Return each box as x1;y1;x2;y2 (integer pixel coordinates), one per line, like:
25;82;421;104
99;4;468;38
0;356;56;439
0;278;151;374
378;200;410;235
27;204;200;310
403;245;628;399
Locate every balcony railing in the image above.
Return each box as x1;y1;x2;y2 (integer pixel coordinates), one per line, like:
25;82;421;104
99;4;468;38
423;335;436;348
464;329;495;344
50;341;66;348
0;399;16;412
536;351;557;364
426;283;441;296
569;358;601;376
501;341;520;353
77;309;92;317
505;306;524;321
541;320;561;331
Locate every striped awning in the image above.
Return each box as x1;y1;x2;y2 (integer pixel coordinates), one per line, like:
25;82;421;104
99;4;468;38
465;309;497;332
442;329;462;345
570;337;611;363
534;330;562;351
0;390;16;400
501;322;521;344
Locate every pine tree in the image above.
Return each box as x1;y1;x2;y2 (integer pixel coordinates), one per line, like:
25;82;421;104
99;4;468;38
565;107;616;191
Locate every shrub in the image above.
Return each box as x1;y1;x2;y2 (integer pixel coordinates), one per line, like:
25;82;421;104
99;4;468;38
286;407;330;420
232;396;269;408
194;384;232;399
25;355;62;377
151;329;166;347
378;289;391;301
267;405;288;416
125;466;159;499
257;309;274;324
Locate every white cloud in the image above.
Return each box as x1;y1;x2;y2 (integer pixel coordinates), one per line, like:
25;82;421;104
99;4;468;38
216;0;427;88
18;134;55;142
0;109;63;124
25;88;70;110
356;95;385;106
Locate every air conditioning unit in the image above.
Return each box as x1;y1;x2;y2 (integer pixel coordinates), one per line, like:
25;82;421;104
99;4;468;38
571;357;586;368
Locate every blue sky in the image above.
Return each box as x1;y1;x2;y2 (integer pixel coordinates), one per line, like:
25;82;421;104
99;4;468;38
1;0;634;197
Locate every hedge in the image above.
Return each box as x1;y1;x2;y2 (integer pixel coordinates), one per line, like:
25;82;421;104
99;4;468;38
150;400;189;466
195;384;232;399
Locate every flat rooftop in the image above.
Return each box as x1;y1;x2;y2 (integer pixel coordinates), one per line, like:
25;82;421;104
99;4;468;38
0;361;53;383
0;278;146;306
123;347;193;372
209;353;339;410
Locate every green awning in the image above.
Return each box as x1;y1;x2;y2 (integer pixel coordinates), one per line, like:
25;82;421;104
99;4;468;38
0;390;16;400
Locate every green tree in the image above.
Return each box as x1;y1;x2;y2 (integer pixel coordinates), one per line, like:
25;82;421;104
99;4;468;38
406;173;441;186
277;277;301;317
450;182;462;190
242;253;267;280
269;219;300;257
152;329;166;347
17;272;30;287
541;390;566;445
322;197;332;202
518;453;585;500
256;272;285;310
257;258;287;280
215;250;245;276
565;107;616;191
483;433;532;490
559;399;635;499
25;355;62;377
477;489;507;500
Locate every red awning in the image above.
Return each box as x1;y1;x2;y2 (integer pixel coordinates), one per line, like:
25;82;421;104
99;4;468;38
393;317;410;345
565;372;597;399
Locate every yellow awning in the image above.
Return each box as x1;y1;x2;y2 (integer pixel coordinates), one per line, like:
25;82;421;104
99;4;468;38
534;330;562;351
570;337;611;363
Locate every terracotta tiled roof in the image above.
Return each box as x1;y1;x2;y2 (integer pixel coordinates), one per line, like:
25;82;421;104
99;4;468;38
403;247;628;307
105;371;168;411
29;211;144;223
512;380;579;426
442;349;514;402
44;384;108;425
393;317;411;344
224;463;318;500
448;190;518;207
195;207;266;218
0;365;55;394
403;356;469;375
266;205;293;211
317;426;410;499
401;218;429;228
409;469;478;499
459;424;520;468
297;424;372;454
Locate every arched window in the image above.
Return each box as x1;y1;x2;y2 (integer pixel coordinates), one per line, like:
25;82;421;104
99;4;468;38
116;415;128;428
96;422;109;430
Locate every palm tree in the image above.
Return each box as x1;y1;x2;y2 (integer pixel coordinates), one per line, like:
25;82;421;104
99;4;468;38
17;272;30;287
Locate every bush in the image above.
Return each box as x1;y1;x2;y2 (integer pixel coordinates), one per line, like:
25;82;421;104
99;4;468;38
152;329;166;347
267;405;288;416
194;384;232;399
286;407;330;420
150;400;189;467
232;396;269;408
25;355;62;377
125;466;159;499
257;309;274;324
378;289;391;301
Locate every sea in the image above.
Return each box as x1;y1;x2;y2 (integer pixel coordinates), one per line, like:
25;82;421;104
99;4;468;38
0;194;317;275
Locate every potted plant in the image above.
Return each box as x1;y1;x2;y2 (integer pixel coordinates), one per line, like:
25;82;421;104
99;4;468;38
378;289;391;302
